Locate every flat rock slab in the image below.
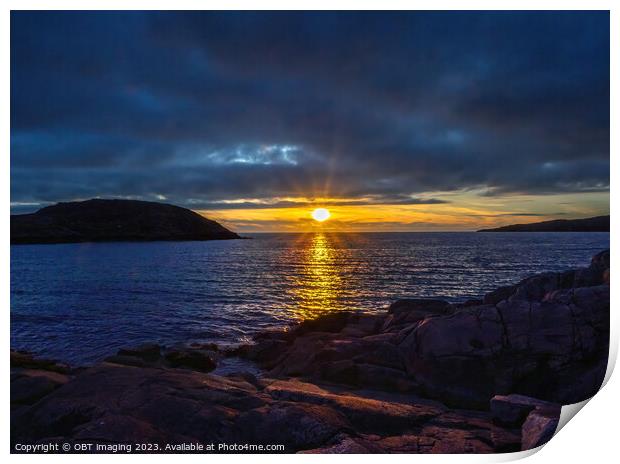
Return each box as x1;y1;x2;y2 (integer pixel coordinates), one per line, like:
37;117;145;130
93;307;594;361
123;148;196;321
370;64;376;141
490;394;560;426
11;363;521;453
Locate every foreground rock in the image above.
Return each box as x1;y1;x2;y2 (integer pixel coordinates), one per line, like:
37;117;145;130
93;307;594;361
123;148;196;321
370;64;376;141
10;199;240;244
103;343;218;372
10;250;608;453
12;358;522;453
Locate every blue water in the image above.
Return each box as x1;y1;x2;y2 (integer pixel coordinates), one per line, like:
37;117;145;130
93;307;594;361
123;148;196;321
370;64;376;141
11;232;609;364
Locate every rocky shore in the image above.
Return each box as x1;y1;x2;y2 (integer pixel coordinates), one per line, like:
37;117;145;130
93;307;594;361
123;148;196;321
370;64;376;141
11;250;609;453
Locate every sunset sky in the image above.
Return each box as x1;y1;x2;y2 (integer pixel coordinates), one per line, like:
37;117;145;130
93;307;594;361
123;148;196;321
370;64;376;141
11;11;609;232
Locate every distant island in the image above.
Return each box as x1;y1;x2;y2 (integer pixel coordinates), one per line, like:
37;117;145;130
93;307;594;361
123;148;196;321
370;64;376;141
10;199;240;244
478;215;609;232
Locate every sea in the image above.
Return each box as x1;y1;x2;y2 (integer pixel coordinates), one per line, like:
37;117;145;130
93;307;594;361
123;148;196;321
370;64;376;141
10;232;610;364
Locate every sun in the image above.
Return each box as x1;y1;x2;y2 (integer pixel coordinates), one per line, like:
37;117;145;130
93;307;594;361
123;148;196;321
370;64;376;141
311;208;331;222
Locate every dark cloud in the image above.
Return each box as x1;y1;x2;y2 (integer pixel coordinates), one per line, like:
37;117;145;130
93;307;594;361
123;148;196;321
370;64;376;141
10;11;609;212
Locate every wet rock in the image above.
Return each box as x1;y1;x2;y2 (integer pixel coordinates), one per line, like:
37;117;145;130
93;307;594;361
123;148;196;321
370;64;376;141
384;299;452;330
253;328;294;343
104;355;148;368
164;349;216;372
243;339;289;367
294;312;355;335
341;314;384;337
117;343;162;361
188;342;219;351
11;351;71;374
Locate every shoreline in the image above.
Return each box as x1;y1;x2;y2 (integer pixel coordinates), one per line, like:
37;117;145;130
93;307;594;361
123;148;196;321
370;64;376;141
11;250;609;453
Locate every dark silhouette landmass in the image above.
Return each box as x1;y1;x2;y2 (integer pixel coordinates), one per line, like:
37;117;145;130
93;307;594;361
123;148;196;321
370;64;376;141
10;199;240;244
478;215;609;232
11;251;609;453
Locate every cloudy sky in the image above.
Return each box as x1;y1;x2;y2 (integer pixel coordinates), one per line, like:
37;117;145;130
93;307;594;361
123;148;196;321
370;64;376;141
11;11;609;232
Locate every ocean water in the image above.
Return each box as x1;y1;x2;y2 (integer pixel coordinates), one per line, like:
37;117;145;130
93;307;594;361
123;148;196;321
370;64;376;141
11;232;609;365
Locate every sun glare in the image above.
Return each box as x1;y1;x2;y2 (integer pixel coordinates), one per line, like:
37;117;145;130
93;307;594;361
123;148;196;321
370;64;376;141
311;208;330;222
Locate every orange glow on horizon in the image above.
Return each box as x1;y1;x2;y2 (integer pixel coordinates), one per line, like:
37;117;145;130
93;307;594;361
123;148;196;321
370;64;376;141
195;191;609;233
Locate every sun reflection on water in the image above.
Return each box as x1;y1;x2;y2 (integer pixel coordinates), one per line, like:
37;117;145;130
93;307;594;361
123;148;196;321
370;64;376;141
289;232;345;319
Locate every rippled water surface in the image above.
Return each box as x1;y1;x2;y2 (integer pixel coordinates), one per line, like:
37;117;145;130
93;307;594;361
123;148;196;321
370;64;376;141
11;232;609;364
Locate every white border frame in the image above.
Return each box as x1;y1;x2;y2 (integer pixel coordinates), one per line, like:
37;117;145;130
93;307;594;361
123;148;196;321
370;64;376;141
2;3;616;463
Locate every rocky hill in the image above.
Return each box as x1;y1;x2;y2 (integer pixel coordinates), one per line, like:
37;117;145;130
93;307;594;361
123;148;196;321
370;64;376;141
478;215;609;232
11;199;240;244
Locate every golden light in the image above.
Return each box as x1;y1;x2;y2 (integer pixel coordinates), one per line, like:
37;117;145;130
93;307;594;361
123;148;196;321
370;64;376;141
311;208;331;222
289;232;344;319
